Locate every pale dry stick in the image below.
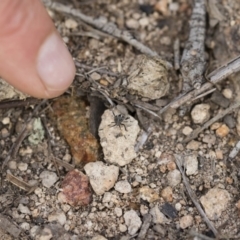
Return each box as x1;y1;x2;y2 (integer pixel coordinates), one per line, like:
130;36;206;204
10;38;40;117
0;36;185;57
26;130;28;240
189;230;215;240
43;0;162;58
181;0;206;90
175;155;218;236
229;140;240;159
6;171;38;194
75;61;120;77
137;214;152;240
183;100;240;143
159;55;240;114
135;104;161;120
173;38;180;70
191;88;216;101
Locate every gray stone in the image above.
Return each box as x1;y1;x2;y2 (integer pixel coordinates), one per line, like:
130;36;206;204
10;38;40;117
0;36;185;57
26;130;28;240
84;161;119;195
211;90;230;108
127;55;169;100
167;169;181;187
18;204;31;215
99;108;140;166
150;205;169;224
185;154;198;175
124;210;142;235
191;104;210;124
48;211;66;225
126;18;139;29
223;115;236;129
39;171;59;188
200;188;231;220
115;180;132;193
179;215;193;229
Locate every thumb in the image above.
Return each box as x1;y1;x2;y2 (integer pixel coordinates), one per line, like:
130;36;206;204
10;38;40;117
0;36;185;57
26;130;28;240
0;1;76;98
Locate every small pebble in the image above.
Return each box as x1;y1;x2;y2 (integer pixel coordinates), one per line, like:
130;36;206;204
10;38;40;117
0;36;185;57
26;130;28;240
63;153;71;162
161;186;173;202
84;161;119;195
8;160;17;170
18;162;28;171
2;117;10;125
216;124;229;138
166;161;176;171
186;140;200;150
65;18;78;29
154;0;169;15
222;88;233;99
90;72;101;81
224;115;236;129
91;235;108;240
215;149;223;160
20;222;30;231
150;205;168;224
140;204;149;215
179;215;193;229
114;207;122;217
18;204;31;214
39;171;59;188
115;180;132;194
167;169;181;187
175;203;182;211
124;210;142;235
60;169;92;206
48;211;66;225
191;103;210;124
1;128;10;138
235;199;240;210
200;188;231;220
182;126;193;136
126;18;139;29
202;134;216;145
30;226;41;238
35;227;52;240
211;90;230;108
119;224;127;233
139;186;159;203
153;224;166;236
185;154;198;175
210;122;221;130
139;17;149;27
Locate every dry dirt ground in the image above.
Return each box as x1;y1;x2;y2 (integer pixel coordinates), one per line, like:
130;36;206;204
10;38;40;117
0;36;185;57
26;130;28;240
1;0;240;239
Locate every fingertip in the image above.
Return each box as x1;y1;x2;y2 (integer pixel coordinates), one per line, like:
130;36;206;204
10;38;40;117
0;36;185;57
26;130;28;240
37;32;76;95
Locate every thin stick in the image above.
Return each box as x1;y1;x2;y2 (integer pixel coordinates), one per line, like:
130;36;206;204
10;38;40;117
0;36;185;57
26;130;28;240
135;104;161;120
181;0;206;90
0;98;40;109
75;61;120;77
43;0;162;58
160;55;240;113
183;101;240;143
174;38;180;70
175;155;218;236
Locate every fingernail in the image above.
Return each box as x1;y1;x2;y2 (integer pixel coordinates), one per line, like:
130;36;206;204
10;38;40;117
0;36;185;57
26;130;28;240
37;33;75;91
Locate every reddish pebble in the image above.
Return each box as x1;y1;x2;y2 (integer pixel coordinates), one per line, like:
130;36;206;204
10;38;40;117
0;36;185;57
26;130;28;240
60;169;92;206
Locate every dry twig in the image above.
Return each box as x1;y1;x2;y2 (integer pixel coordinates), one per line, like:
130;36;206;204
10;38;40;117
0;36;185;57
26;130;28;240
183;100;240;143
160;55;240;113
6;171;38;194
43;0;162;58
175;154;218;236
181;0;206;90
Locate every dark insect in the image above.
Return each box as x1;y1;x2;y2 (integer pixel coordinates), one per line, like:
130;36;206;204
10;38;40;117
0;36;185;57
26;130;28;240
110;111;129;131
